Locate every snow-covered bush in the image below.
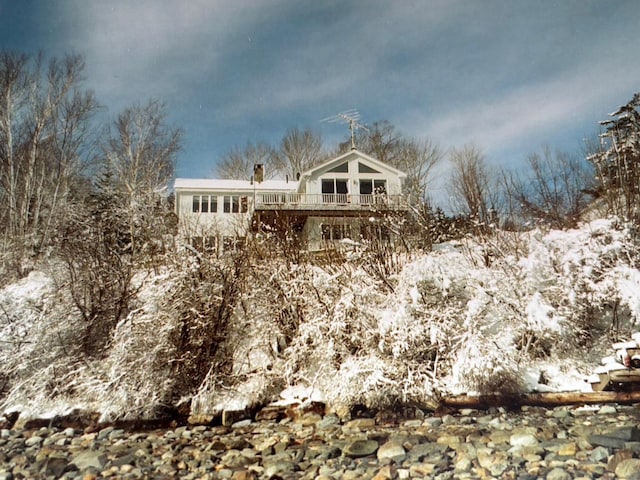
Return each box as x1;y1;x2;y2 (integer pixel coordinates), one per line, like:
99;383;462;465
6;218;640;420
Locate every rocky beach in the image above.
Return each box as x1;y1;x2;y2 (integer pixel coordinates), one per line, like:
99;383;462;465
4;403;640;479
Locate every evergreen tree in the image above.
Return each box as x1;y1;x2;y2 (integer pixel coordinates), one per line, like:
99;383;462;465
588;93;640;219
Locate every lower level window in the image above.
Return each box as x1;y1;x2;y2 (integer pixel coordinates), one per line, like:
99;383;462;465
321;223;351;241
361;224;390;241
190;236;217;252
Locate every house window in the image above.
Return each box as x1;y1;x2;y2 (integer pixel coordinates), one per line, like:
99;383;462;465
223;236;245;251
358;162;381;174
321;179;348;203
361;223;390;242
360;179;387;194
328;162;349;173
360;180;387;203
192;195;218;213
223;195;244;213
322;223;352;241
190;236;217;252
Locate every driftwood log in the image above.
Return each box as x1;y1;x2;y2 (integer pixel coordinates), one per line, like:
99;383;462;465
440;391;640;410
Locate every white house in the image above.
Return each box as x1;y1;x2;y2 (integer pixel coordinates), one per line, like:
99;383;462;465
174;149;408;251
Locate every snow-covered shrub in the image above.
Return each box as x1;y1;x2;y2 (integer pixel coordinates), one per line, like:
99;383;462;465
0;270;96;416
161;251;248;398
449;328;524;396
8;217;640;420
378;246;470;366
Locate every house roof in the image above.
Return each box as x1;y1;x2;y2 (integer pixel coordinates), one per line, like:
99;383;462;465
300;149;408;179
174;178;298;192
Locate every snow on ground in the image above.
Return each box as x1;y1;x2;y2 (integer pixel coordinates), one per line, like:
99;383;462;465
2;218;640;419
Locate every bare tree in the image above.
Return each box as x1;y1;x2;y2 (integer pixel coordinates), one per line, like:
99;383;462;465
349;120;402;164
102;99;180;197
98;99;182;259
396;139;444;202
216;141;277;180
503;146;592;228
340;120;443;200
272;126;324;179
58;99;182;354
448;145;499;228
0;51;98;275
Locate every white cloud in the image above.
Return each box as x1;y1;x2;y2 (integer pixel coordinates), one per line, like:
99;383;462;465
400;50;640;164
66;0;287;104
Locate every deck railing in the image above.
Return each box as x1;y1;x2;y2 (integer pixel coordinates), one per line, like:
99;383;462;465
255;193;406;210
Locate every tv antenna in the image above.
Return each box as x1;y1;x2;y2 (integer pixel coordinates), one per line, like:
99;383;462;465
321;109;369;150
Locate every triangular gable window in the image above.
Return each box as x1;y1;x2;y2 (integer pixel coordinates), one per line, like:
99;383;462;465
327;162;349;173
358;162;380;174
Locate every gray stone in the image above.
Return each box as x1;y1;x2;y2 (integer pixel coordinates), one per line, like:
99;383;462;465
97;426;114;440
454;454;472;473
598;405;617;415
616;458;640;478
264;460;296;477
588;434;626;449
551;409;570;419
342;439;379;457
546;467;571;480
317;414;340;430
625;441;640;452
377;440;406;461
590;445;610;462
345;418;376;429
111;453;136;467
42;456;72;477
607;426;640;441
24;435;43;447
423;417;442;428
510;433;539;447
407;442;448;462
71;450;107;470
231;419;252;429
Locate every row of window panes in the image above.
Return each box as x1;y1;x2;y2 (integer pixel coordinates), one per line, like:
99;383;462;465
192;195;218;213
321;224;390;242
192;195;248;213
321;224;352;241
320;179;387;195
189;235;246;253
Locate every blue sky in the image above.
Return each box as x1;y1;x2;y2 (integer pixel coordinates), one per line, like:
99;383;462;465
1;0;639;198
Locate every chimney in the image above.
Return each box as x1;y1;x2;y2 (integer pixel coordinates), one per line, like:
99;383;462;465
286;174;289;183
254;164;264;183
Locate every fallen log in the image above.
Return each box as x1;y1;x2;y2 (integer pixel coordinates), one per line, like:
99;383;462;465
440;391;640;410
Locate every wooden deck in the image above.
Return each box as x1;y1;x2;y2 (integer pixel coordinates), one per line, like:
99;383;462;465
254;193;408;212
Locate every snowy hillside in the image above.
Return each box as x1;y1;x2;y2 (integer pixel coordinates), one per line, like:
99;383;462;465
2;218;639;421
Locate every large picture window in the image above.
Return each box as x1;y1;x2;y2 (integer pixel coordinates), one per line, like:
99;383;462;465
359;180;387;204
359;179;387;195
321;179;348;203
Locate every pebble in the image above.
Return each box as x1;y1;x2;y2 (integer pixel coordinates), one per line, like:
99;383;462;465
3;403;640;478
